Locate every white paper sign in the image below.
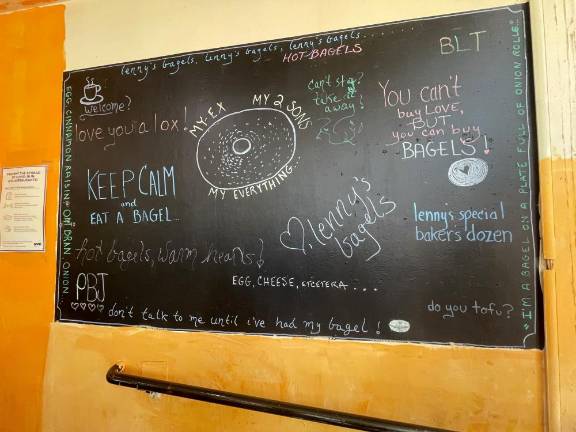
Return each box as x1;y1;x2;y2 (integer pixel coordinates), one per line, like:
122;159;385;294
0;166;47;252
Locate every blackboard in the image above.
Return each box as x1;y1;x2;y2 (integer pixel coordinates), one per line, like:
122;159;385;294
56;4;541;348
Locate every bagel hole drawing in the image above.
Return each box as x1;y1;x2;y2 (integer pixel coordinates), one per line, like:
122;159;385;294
233;138;252;155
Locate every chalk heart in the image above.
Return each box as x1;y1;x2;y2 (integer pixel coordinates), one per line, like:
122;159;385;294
70;302;79;311
484;149;490;154
256;259;264;269
280;217;305;253
97;304;104;313
79;303;87;311
88;303;96;312
459;165;470;175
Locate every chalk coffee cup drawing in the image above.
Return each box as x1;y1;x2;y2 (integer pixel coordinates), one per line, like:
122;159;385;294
80;78;104;105
84;83;100;100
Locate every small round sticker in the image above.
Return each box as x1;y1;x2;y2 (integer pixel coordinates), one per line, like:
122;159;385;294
388;319;410;333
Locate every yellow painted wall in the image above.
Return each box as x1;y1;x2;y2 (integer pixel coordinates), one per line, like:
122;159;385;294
529;1;576;429
1;0;575;431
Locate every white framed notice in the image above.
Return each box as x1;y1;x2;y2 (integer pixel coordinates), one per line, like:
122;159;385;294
0;166;47;252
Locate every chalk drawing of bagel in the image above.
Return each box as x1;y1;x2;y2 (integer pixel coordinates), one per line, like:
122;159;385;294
448;157;489;187
196;108;297;190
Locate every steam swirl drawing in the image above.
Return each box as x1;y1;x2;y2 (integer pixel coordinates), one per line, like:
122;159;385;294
196;108;296;190
448;157;489;187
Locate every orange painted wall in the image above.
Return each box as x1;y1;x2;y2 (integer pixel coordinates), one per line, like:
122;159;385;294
0;5;64;432
43;324;545;432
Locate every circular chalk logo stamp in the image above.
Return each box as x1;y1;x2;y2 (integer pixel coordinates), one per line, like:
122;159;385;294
448;157;489;187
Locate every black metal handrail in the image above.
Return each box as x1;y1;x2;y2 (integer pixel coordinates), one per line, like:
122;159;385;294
106;364;453;432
